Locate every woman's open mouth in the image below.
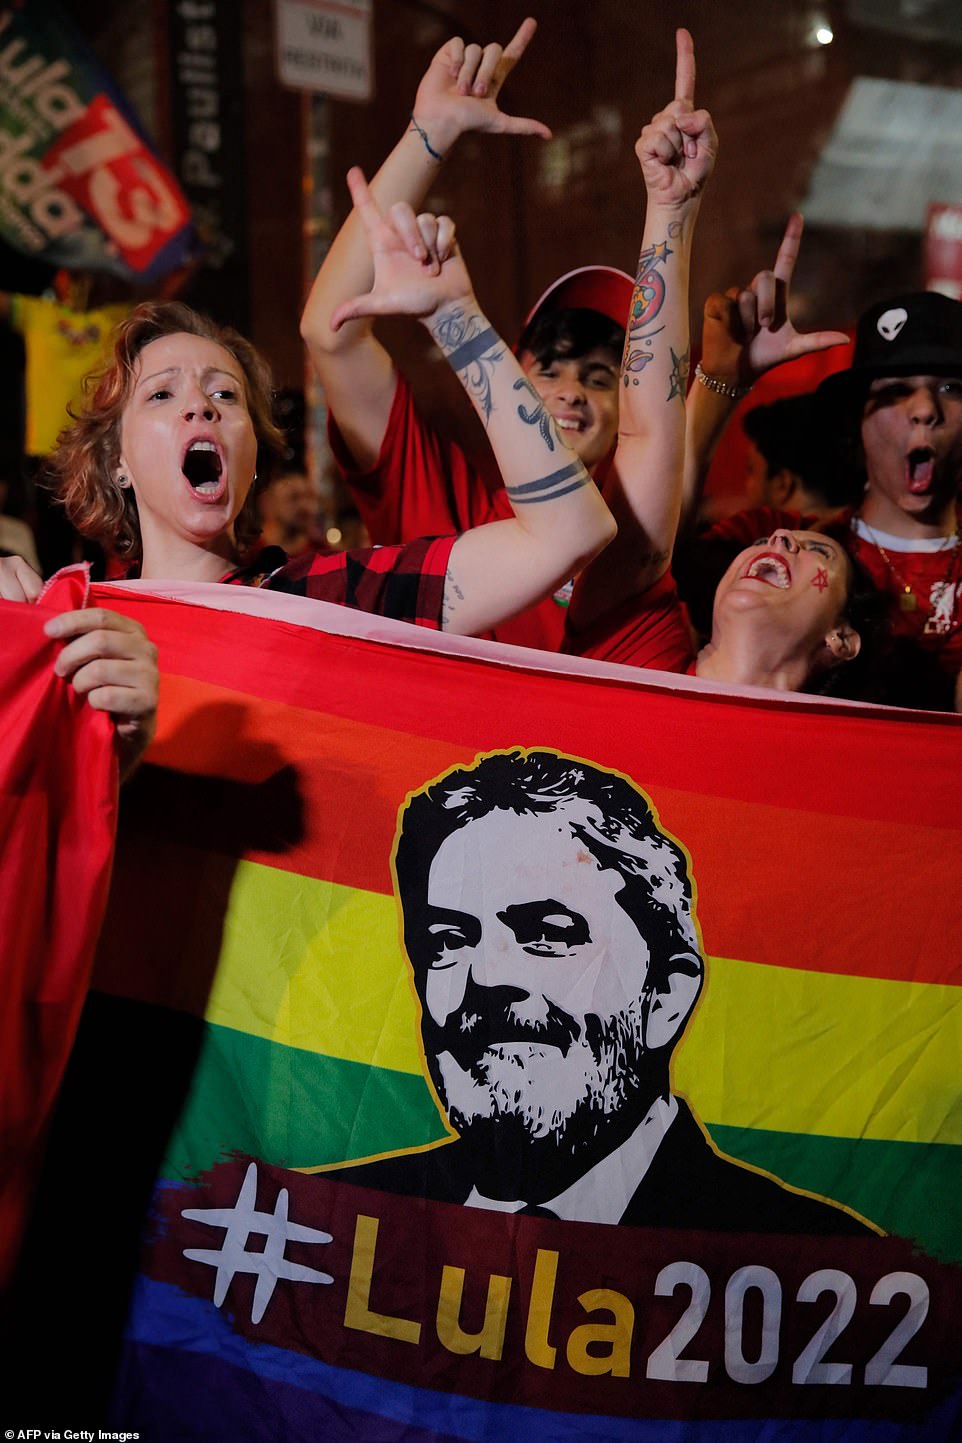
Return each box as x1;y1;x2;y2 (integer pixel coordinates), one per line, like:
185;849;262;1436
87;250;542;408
740;552;792;588
182;440;226;499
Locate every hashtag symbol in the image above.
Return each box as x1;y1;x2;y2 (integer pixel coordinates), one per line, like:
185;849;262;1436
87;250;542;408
182;1161;334;1323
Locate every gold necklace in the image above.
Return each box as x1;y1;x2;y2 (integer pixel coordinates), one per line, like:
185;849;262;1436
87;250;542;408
854;514;960;619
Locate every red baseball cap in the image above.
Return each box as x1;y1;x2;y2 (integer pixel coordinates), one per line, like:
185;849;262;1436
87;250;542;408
517;265;634;349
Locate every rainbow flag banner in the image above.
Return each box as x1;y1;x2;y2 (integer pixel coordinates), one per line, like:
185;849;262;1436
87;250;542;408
61;582;962;1437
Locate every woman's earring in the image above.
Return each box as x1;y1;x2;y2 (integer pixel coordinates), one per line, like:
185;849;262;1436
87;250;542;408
117;473;130;489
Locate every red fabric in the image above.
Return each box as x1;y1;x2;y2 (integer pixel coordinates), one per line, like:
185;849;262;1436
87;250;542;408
562;571;696;671
0;567;118;1285
329;376;567;651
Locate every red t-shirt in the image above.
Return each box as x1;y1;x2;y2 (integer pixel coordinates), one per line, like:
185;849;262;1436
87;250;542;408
563;571;696;672
329;376;568;652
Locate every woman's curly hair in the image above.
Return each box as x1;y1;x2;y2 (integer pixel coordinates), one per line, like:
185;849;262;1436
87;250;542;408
47;301;287;565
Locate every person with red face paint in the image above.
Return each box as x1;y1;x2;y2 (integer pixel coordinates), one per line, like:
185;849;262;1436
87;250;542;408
562;35;885;701
674;287;962;706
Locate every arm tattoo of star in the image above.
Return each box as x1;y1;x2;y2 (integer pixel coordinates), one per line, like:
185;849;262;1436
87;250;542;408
512;376;557;450
667;345;690;402
430;310;504;424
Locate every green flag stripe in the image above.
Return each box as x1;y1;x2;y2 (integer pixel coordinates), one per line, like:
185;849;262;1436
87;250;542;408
162;1023;962;1264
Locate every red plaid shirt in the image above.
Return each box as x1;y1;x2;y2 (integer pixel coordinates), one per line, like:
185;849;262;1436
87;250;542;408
223;535;455;630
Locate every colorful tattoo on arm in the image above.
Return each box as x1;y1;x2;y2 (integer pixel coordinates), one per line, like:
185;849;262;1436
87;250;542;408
512;376;557;450
431;310;504;423
505;459;589;505
623;221;684;390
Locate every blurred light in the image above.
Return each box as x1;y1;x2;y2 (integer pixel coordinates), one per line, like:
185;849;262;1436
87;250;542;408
815;25;834;44
325;526;342;545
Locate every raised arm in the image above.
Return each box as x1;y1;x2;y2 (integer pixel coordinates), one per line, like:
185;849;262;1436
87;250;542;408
681;213;848;529
300;20;549;471
568;29;716;629
331;169;615;637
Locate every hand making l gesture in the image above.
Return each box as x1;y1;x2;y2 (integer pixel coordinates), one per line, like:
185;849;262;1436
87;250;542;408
636;29;717;208
330;168;473;329
412;18;551;155
700;213;849;388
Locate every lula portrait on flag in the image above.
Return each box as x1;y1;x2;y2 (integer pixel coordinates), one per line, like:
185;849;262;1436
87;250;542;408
17;582;961;1440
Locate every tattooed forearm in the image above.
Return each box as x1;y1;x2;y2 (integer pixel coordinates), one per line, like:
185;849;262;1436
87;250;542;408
622;225;683;389
667;345;690;402
505;459;589;504
431;309;504;424
512;376;557;450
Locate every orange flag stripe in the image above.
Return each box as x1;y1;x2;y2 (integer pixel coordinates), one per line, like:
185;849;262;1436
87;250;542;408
105;589;962;833
143;672;961;988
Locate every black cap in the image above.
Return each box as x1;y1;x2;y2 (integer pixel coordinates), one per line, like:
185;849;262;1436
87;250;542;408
818;291;962;422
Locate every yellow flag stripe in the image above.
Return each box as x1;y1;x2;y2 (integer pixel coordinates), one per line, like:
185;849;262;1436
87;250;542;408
208;861;962;1148
675;955;962;1148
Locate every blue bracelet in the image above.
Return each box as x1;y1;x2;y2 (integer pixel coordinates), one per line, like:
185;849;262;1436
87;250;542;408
410;114;444;162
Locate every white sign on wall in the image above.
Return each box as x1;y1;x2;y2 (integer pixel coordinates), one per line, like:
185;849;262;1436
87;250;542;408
275;0;373;101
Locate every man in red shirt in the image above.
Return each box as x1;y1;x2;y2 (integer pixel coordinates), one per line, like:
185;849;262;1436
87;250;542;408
678;288;962;707
302;20;631;652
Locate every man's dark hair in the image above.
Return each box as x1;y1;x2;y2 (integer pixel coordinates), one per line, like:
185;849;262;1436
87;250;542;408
517;307;624;370
743;394;854;508
394;750;701;997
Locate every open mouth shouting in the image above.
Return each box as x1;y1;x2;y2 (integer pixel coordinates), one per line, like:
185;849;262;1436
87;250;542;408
740;551;792;589
182;438;226;500
906;446;936;495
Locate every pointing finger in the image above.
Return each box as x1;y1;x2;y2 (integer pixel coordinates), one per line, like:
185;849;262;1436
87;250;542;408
675;27;695;106
501;16;538;68
773;212;804;283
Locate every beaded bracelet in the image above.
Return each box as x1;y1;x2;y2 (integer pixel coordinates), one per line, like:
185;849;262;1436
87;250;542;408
694;363;752;401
